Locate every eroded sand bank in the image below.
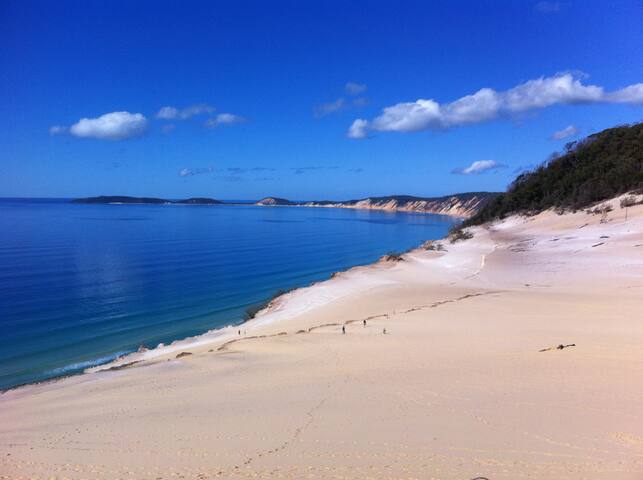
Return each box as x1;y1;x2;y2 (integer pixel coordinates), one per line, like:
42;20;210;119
1;195;642;480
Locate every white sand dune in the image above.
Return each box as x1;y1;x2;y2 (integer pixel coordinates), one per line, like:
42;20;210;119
1;194;642;480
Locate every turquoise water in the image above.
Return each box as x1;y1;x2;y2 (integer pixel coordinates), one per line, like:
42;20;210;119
0;199;457;389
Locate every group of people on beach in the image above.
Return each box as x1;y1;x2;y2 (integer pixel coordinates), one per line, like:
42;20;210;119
235;322;386;338
342;320;386;334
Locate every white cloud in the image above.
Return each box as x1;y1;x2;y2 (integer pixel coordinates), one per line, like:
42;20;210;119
315;98;346;117
440;88;501;125
49;125;67;135
348;73;643;139
214;113;244;125
205;113;245;128
157;106;179;119
502;74;602;111
156;104;215;120
345;82;367;95
68;112;148;140
180;104;215;119
607;83;643;104
551;124;578;140
452;160;507;175
179;167;214;177
370;99;442;132
347;119;369;139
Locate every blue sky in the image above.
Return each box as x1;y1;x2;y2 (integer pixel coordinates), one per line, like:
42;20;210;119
1;0;642;200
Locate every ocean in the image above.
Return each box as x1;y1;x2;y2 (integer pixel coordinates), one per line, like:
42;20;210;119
0;198;457;389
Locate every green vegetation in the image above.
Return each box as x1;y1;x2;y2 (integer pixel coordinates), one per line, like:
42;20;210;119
464;123;643;227
621;194;643;208
448;227;474;243
244;288;295;320
586;203;613;215
381;251;405;262
421;240;446;251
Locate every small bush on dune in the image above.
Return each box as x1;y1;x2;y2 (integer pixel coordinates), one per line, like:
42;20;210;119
244;288;295;320
448;227;474;244
422;240;446;251
586;204;613;215
620;195;643;208
243;304;264;321
381;251;405;262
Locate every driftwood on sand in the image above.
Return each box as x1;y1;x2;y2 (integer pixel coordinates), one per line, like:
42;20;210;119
539;343;576;352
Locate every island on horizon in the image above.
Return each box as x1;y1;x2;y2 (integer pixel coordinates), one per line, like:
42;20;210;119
71;195;224;205
72;191;501;218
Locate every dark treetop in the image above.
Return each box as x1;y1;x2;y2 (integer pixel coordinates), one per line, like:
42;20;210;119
464;122;643;227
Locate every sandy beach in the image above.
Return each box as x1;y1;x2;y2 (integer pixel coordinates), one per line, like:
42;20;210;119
1;194;642;480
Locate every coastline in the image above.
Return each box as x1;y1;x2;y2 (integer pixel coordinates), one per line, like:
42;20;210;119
1;201;459;392
84;200;474;218
85;255;402;374
71;191;499;218
2;194;642;479
254;199;482;218
0;252;397;393
1;205;459;392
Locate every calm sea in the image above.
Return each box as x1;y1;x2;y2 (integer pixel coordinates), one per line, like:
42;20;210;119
0;198;457;389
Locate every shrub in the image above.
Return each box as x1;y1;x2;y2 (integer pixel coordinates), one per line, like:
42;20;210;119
586;204;613;215
463;123;643;226
422;240;446;251
244;288;294;320
448;228;474;244
243;304;264;321
620;195;643;208
381;251;405;262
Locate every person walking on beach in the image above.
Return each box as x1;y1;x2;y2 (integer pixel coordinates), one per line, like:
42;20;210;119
363;319;366;327
383;328;387;334
342;325;346;334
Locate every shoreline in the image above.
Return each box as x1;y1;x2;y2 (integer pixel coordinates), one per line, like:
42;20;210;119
10;252;404;392
68;192;497;218
254;202;470;218
2;194;642;479
1;217;441;393
92;201;471;219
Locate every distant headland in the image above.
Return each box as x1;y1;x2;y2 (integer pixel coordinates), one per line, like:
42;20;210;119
255;192;499;218
72;192;500;218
